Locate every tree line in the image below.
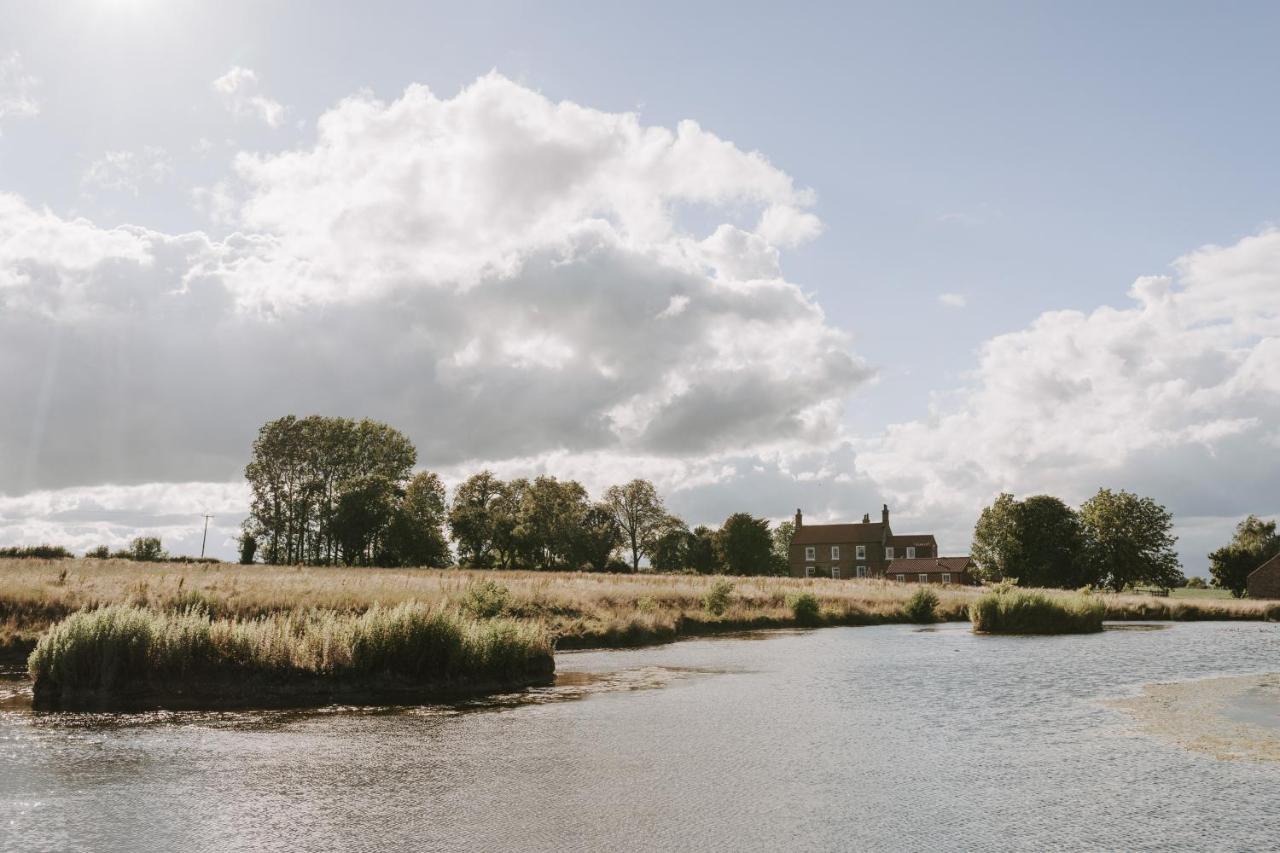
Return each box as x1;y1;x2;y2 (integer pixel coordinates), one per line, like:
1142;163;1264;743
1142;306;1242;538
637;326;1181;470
970;489;1184;591
241;416;794;573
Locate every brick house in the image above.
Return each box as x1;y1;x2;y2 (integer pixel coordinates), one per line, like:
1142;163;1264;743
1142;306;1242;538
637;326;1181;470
1246;553;1280;599
788;505;973;583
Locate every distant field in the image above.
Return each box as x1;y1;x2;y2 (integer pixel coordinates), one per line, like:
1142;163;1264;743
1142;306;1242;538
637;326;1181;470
1170;587;1236;600
2;559;1275;660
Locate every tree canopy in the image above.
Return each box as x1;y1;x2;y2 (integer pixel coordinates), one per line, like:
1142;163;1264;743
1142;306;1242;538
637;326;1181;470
971;493;1092;587
1208;515;1280;597
1079;488;1183;591
973;488;1182;590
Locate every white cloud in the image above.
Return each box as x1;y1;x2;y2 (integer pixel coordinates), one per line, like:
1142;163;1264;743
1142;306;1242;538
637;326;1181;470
82;146;173;195
212;66;285;128
0;482;249;556
937;292;967;308
860;229;1280;565
0;75;870;557
0;52;39;129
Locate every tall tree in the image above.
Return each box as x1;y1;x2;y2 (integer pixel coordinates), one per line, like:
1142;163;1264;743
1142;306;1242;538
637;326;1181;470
971;493;1095;588
1080;488;1182;591
603;479;667;572
771;520;796;576
971;493;1020;582
382;472;451;567
687;525;720;574
244;415;416;566
1208;515;1280;597
651;522;693;573
448;471;506;567
518;476;591;570
571;504;624;571
716;513;774;576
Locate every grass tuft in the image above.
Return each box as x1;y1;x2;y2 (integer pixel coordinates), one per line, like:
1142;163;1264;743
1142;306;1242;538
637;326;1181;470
701;579;734;616
903;587;940;624
969;589;1105;634
787;592;821;626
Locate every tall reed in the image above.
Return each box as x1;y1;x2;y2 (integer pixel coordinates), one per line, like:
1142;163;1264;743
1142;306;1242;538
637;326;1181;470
28;603;553;696
969;589;1105;634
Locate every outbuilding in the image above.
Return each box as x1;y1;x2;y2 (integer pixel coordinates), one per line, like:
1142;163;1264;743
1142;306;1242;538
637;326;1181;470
1246;553;1280;599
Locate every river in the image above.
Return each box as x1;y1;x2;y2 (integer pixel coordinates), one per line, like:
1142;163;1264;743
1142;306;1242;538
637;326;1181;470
3;621;1279;851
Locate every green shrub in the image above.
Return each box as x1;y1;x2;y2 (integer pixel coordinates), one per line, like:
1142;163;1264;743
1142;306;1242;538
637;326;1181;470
903;587;939;624
787;592;821;626
1184;576;1208;589
702;579;734;616
460;579;511;619
83;546;111;560
0;544;74;560
969;589;1104;634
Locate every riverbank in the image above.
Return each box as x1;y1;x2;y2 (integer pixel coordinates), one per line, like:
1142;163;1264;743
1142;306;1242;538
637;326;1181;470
3;559;1275;664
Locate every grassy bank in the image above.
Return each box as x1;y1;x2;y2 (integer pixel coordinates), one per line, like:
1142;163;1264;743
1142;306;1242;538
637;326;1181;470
29;602;553;710
970;589;1106;634
2;559;1277;661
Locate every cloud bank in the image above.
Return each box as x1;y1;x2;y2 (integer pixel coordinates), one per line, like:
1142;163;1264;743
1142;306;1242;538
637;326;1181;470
861;230;1280;563
1;75;870;553
4;73;1278;569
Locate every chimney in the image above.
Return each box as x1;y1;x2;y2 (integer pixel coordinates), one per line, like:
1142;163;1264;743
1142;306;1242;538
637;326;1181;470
862;513;870;524
794;508;803;529
882;503;889;526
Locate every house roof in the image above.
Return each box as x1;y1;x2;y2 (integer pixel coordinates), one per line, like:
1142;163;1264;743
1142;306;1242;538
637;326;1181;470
793;522;885;545
890;533;937;547
885;556;973;574
1247;553;1280;579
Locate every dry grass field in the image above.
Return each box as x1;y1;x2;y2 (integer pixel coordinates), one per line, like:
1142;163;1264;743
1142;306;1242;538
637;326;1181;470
2;558;1275;659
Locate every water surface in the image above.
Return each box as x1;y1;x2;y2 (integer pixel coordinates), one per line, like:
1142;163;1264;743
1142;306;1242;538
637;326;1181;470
3;622;1279;851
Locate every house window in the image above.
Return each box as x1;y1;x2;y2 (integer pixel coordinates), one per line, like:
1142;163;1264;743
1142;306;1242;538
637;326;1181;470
805;565;815;577
918;573;928;583
831;545;840;560
941;573;951;584
896;574;905;582
856;565;867;578
831;566;839;579
855;544;866;560
805;546;816;560
906;546;916;559
885;547;895;560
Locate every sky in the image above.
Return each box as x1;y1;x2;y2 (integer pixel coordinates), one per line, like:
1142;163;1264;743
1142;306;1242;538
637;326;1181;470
2;0;1279;572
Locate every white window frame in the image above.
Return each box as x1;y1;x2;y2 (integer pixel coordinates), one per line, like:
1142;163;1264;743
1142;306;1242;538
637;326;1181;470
906;546;916;559
941;573;951;584
856;565;867;578
896;574;905;582
831;545;840;560
855;544;866;560
831;566;839;579
885;546;895;560
918;573;928;583
805;546;816;560
805;565;815;578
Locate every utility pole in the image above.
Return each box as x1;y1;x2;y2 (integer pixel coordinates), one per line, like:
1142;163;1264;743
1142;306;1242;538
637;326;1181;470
201;514;214;558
